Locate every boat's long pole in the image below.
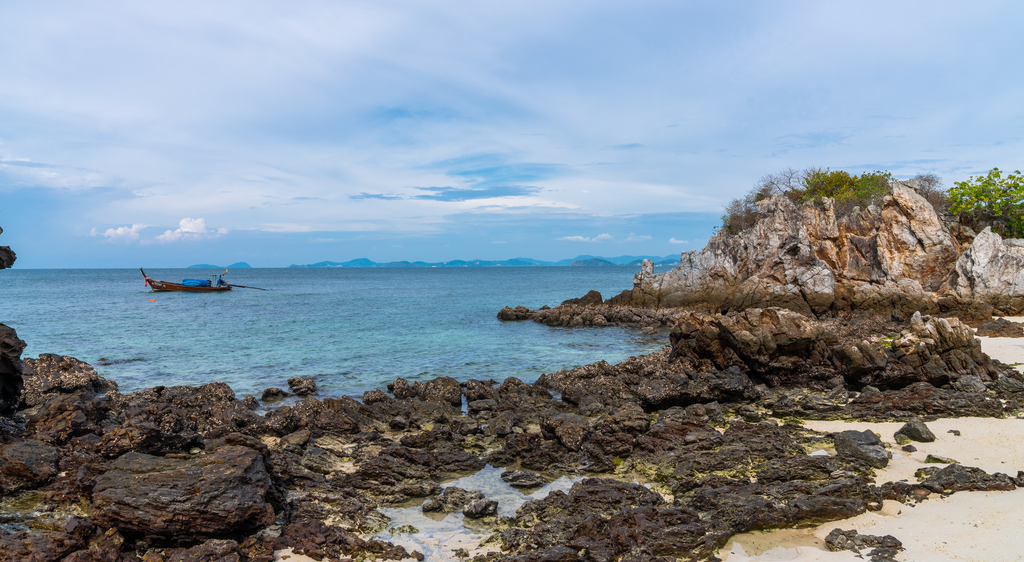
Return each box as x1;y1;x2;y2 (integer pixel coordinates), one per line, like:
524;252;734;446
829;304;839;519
228;284;269;291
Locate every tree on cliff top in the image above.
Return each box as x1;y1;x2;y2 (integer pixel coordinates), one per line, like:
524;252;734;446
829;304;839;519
948;167;1024;238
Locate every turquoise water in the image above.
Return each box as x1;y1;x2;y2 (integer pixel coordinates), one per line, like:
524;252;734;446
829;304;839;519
0;268;664;398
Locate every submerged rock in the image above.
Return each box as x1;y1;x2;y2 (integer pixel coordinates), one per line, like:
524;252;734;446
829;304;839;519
287;376;317;396
501;470;546;488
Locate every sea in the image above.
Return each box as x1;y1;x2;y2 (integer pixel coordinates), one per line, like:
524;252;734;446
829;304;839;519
0;267;667;399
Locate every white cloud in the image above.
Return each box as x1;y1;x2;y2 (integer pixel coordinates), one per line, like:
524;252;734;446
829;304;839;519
147;218;226;244
624;233;652;242
556;233;615;242
669;237;689;244
492;240;506;244
101;224;146;243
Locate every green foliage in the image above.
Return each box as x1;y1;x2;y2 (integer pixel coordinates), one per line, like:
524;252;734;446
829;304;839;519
796;169;893;215
948;167;1024;238
720;167;900;235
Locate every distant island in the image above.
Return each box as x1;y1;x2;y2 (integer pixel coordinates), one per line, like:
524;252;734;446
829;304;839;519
187;262;252;269
287;254;680;268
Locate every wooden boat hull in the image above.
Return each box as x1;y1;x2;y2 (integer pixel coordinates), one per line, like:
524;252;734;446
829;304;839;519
147;278;232;292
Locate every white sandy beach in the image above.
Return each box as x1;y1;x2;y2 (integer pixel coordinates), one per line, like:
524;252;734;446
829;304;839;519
721;323;1024;562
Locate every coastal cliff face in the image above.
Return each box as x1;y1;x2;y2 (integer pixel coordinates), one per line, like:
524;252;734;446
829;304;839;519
0;226;15;270
0;227;21;413
609;183;1024;317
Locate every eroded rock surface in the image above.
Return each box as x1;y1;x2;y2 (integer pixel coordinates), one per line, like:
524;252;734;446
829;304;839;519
91;445;275;541
21;354;117;407
588;185;1024;318
0;323;28;414
2;308;1023;561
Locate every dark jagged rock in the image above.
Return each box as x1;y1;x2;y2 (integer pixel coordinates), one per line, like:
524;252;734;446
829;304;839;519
560;289;603;306
286;376;316;396
91;445;275;542
499;303;682;328
894;417;936;444
269;519;415;561
20;354;117;407
976;317;1024;337
0;323;28;414
825;528;903;562
0;529;85;562
261;387;291;402
0;246;14;269
669;308;1011;391
833;430;889;469
917;464;1017;493
422;486;497;518
0;438;60;493
25;391;109;445
149;538;241;562
501;469;546;488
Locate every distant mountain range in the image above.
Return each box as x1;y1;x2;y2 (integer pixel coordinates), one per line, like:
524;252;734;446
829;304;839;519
287;255;680;268
187;262;252;269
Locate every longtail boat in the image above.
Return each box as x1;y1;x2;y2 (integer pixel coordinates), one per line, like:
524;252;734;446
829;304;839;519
140;268;232;292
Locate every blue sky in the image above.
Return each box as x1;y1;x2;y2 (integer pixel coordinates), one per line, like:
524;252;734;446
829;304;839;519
2;1;1023;268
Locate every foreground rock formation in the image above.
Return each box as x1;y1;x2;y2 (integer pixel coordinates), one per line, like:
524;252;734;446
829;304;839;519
2;310;1023;561
600;183;1024;318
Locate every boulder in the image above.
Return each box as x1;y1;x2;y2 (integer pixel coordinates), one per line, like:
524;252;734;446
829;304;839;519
0;439;60;493
894;418;936;444
833;430;888;469
91;445;275;541
421;486;497;518
21;354;117;407
949;227;1024;314
287;376;316;396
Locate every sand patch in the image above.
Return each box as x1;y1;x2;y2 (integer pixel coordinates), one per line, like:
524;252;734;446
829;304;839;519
720;333;1024;561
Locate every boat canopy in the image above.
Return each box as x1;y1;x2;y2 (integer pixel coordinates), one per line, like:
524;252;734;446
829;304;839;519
181;279;212;287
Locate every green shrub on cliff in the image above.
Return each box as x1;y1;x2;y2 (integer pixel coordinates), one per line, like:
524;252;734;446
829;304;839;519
947;167;1024;238
720;168;946;236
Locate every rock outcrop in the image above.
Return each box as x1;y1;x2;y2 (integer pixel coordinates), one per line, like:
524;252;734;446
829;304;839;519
21;354;118;407
606;184;1024;317
0;323;27;414
0;225;14;270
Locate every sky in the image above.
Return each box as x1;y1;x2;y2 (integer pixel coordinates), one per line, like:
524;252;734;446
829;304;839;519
1;1;1023;268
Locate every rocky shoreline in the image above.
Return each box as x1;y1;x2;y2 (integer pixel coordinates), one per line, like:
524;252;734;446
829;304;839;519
3;307;1024;562
5;182;1024;561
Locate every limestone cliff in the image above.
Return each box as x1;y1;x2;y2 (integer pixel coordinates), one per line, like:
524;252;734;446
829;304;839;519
610;183;1024;317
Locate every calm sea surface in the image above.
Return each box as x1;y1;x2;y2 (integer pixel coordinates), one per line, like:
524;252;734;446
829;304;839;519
0;268;666;398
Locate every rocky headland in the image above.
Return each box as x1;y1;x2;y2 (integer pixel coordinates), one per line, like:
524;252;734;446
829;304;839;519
3;183;1024;561
500;182;1021;326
